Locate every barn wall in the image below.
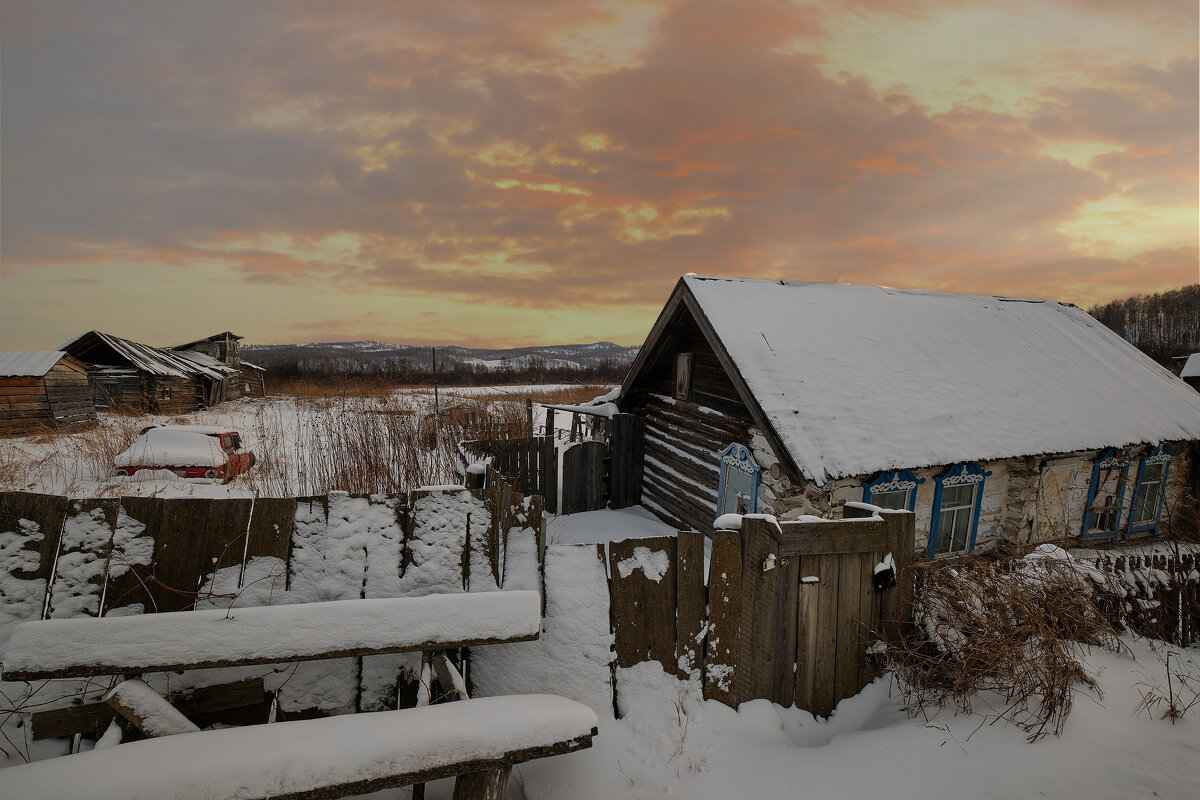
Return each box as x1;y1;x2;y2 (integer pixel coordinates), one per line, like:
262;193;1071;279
43;362;97;431
241;367;266;397
145;375;199;415
0;376;54;434
90;371;143;410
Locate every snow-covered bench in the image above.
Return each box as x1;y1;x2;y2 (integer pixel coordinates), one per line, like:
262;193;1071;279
0;695;597;800
1;590;598;800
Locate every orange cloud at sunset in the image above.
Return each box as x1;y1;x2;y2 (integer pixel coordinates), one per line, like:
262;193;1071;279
1;0;1196;350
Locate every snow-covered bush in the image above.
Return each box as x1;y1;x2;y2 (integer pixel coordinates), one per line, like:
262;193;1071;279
883;547;1122;740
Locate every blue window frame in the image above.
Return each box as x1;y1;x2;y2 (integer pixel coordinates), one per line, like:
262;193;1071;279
928;463;990;556
1128;444;1172;536
862;470;924;512
716;443;760;517
1081;449;1129;543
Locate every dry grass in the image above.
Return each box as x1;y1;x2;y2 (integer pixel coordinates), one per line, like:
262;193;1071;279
0;413;145;495
240;393;531;497
883;551;1121;740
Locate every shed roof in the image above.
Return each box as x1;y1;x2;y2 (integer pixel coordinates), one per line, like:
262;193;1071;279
173;331;244;350
174;349;239;375
624;276;1200;483
0;351;67;378
60;331;229;380
1180;353;1200;379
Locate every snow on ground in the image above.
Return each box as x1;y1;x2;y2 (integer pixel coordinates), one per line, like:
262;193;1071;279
547;506;679;546
516;637;1199;800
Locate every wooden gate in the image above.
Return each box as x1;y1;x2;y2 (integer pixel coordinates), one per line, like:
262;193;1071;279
711;513;914;717
561;440;607;514
607;413;644;509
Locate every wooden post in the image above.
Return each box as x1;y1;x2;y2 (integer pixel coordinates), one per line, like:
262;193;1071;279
880;510;916;644
526;398;534;437
453;766;512;800
545;408;556;441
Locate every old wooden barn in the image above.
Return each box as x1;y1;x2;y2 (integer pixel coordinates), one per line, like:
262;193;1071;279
173;331;266;400
60;331;239;414
617;275;1200;553
0;351;98;435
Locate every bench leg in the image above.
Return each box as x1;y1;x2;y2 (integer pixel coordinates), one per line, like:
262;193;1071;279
452;766;512;800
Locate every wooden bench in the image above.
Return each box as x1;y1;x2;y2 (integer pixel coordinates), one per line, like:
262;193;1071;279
1;590;598;800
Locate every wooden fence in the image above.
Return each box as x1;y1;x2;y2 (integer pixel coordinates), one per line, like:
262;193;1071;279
0;478;540;738
1;488;913;746
1088;552;1199;646
462;436;557;513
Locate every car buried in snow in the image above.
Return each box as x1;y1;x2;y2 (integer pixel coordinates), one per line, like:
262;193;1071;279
114;426;256;483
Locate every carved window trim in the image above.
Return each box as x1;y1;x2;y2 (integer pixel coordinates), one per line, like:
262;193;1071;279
1081;448;1129;543
862;469;925;512
928;462;990;556
716;443;760;517
1129;443;1172;535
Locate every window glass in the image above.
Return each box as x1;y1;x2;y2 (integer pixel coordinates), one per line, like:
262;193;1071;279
720;467;754;515
871;489;909;511
934;483;976;555
1132;461;1165;524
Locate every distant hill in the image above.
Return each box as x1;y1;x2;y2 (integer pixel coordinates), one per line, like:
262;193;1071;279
242;340;639;385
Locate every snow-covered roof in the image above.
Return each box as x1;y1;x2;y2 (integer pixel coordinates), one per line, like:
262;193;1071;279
173;349;239;375
59;331;230;380
1180;353;1200;379
0;351;67;378
640;276;1200;483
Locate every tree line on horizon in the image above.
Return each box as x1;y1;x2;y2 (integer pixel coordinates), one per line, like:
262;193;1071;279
1087;284;1200;366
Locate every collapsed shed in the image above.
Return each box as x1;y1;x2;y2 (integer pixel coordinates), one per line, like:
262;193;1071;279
0;351;98;435
173;331;266;399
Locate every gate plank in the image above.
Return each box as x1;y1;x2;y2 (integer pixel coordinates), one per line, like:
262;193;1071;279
735;517;780;702
609;536;677;670
834;551;863;704
794;569;819;712
811;553;840;718
704;530;741;707
675;531;705;680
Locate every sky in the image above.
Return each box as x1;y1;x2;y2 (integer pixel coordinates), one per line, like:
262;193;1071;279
1;0;1197;350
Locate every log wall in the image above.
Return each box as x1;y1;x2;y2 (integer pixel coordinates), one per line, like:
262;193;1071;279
0;361;97;435
638;394;752;535
144;374;200;415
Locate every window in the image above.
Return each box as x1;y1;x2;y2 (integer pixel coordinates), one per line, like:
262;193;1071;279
716;443;760;517
675;353;693;400
161;388;172;400
928;463;990;556
1081;449;1128;542
1129;444;1172;535
863;470;924;512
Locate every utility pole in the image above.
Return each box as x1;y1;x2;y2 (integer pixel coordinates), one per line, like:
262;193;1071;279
432;347;440;424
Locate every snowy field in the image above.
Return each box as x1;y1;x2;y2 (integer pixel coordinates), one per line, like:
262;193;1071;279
0;385;609;499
